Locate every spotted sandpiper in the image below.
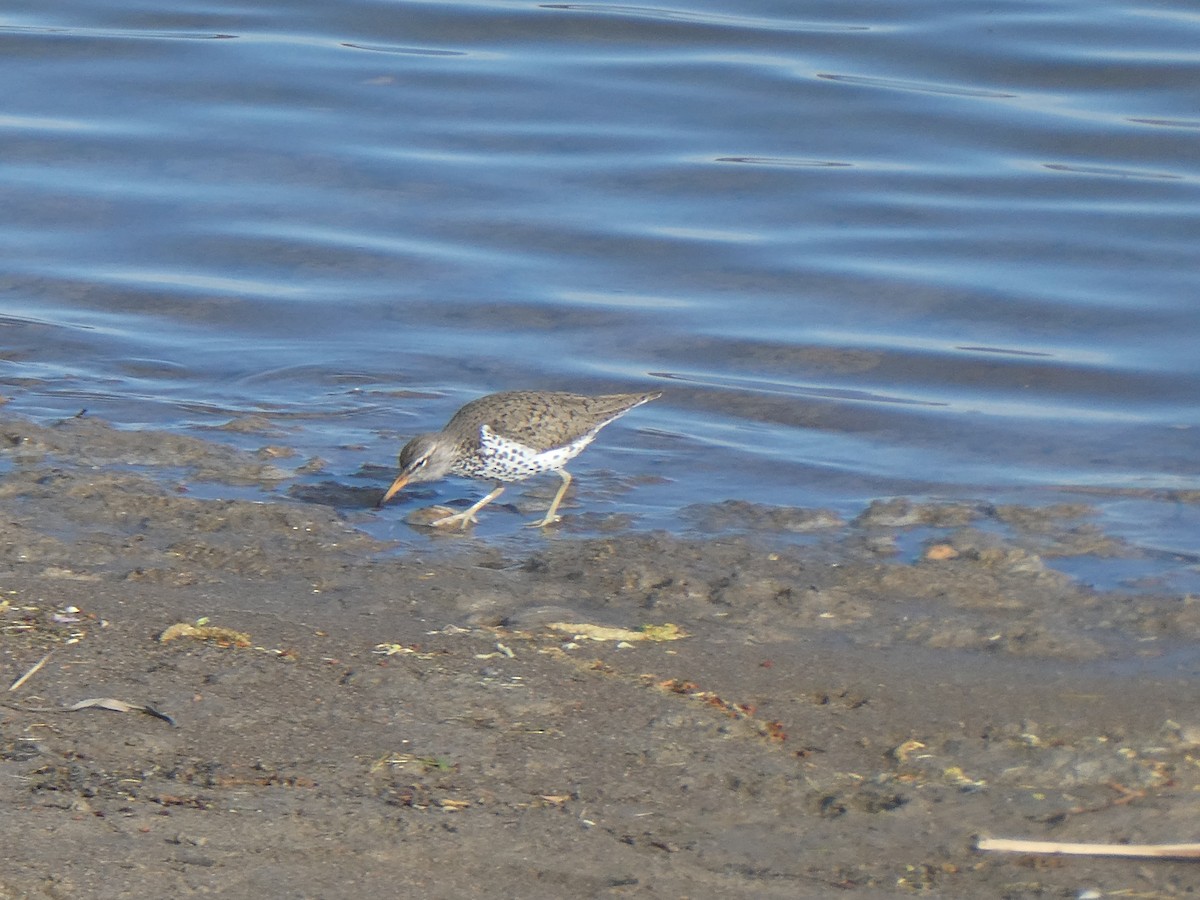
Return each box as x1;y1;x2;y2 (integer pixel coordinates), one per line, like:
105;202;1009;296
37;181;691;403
378;390;661;529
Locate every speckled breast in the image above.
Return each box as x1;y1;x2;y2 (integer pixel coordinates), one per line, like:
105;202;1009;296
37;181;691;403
451;425;594;483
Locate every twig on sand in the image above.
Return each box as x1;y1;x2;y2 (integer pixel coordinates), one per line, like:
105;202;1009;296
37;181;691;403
7;651;53;693
977;837;1200;859
1;696;176;727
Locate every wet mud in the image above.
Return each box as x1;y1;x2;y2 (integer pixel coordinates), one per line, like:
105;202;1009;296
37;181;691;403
2;412;1198;898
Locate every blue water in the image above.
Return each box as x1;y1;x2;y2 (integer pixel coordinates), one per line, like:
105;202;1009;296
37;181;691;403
1;0;1198;586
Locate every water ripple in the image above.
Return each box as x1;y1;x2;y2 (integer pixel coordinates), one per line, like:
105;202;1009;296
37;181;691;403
1;0;1197;593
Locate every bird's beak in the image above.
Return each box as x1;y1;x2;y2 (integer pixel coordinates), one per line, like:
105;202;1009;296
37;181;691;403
378;472;410;508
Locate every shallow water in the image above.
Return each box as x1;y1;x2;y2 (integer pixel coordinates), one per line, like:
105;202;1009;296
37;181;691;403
1;0;1197;588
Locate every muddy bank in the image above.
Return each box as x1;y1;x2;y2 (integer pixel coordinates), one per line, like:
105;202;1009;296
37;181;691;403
2;412;1198;898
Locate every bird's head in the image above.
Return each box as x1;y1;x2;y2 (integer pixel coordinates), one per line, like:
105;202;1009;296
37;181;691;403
378;433;457;506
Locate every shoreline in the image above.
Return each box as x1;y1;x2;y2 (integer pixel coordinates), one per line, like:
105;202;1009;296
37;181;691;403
2;410;1197;897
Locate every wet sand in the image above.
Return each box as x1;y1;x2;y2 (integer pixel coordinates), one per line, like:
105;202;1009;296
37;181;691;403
2;411;1198;898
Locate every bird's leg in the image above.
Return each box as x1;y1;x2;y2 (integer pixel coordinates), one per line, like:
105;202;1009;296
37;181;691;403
528;469;572;528
432;484;505;530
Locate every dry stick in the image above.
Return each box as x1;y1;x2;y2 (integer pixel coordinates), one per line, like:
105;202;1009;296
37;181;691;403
8;651;53;693
977;837;1200;859
1;696;176;726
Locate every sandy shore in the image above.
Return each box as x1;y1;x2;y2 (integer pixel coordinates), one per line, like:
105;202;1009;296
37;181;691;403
1;411;1197;898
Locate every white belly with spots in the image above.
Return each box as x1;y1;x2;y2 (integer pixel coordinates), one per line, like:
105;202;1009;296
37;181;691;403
453;425;594;482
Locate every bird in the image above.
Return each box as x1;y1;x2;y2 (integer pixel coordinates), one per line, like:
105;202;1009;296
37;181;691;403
377;390;661;529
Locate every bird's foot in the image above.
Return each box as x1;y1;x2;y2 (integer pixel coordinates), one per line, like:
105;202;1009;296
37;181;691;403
525;514;562;529
431;509;479;530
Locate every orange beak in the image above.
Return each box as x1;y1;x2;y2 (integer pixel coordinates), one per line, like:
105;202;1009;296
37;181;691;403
378;472;411;507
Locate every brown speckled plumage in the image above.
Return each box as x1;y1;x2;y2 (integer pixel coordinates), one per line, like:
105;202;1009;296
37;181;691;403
447;390;657;456
378;390;661;529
